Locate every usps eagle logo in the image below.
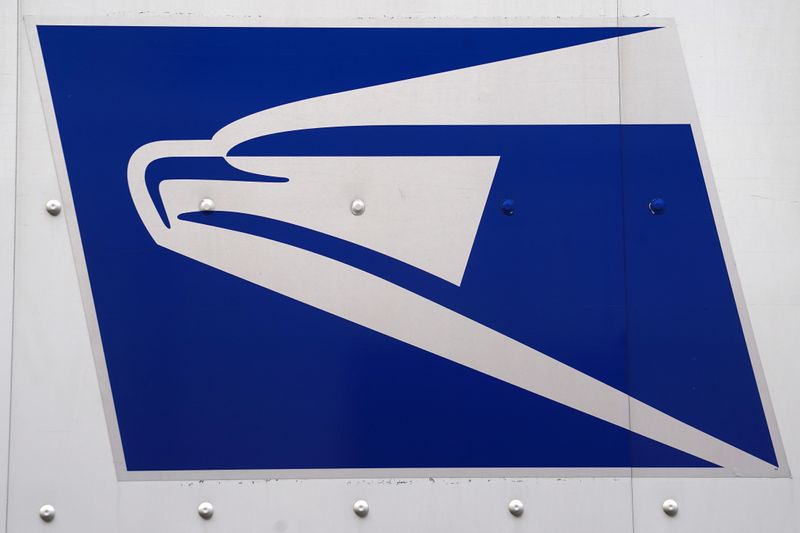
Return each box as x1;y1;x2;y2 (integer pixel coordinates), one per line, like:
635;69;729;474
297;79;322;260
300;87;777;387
34;21;786;478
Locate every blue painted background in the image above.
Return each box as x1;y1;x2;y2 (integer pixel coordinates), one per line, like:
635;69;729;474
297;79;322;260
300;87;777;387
37;26;775;471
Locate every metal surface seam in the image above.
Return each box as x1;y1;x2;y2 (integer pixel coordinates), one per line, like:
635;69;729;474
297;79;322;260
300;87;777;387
3;1;20;531
616;4;638;533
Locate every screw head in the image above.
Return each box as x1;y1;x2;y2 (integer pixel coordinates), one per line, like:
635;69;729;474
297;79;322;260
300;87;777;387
649;197;666;214
662;499;678;517
197;501;214;520
350;198;366;216
199;198;216;212
45;199;62;216
508;499;524;517
353;499;369;518
501;199;515;216
39;504;55;522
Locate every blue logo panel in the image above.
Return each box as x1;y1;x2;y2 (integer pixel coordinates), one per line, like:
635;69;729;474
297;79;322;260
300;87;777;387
36;25;777;473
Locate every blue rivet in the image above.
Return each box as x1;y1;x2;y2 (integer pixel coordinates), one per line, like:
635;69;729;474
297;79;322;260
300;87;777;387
648;198;665;214
501;199;515;215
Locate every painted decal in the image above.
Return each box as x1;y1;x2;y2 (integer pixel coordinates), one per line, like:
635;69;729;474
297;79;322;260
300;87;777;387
33;22;785;477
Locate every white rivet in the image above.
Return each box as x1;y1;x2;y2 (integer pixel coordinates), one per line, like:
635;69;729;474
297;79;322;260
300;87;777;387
45;200;62;216
198;501;214;519
39;504;55;522
350;198;366;216
199;198;216;212
508;499;524;517
353;499;369;517
662;499;678;517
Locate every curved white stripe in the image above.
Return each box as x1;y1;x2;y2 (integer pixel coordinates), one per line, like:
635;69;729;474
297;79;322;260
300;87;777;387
212;36;625;148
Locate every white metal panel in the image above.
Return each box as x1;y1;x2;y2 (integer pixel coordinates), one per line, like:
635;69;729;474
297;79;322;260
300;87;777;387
6;1;800;533
618;1;800;531
9;3;637;533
